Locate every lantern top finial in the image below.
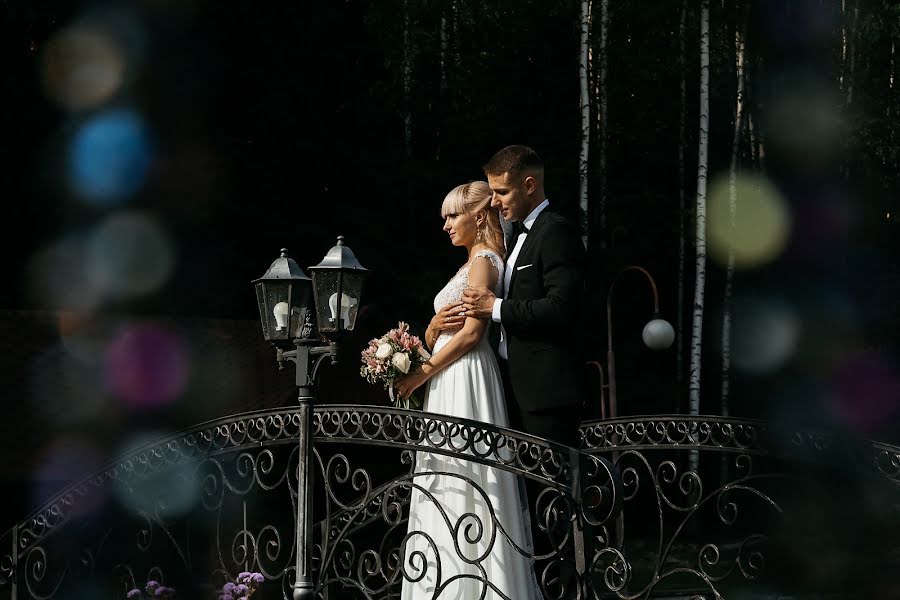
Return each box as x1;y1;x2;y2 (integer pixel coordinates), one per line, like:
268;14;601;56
253;248;311;283
311;236;368;272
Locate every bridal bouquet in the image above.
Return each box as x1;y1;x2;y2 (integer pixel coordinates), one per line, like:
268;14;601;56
360;321;430;409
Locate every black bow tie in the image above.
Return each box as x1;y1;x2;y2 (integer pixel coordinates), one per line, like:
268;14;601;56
512;221;528;237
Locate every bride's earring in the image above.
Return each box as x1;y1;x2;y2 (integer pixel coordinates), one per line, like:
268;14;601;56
476;221;485;243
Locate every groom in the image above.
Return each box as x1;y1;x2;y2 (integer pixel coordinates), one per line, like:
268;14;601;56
462;145;586;447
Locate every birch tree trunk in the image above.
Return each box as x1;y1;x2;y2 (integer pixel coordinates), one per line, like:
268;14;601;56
841;0;858;180
748;110;759;171
436;0;450;161
596;0;608;249
888;40;896;93
402;0;413;157
754;112;766;173
578;0;592;249
451;0;460;72
440;4;448;96
841;0;848;93
721;4;747;417
847;1;858;107
890;35;896;151
689;0;710;468
676;0;687;412
751;51;766;173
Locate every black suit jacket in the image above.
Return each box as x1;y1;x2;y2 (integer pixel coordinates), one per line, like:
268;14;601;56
501;207;586;412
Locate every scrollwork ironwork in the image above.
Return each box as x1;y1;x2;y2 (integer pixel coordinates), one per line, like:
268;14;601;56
0;409;897;599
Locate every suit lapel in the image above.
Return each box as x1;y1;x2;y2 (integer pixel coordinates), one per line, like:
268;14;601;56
509;209;551;293
504;224;517;255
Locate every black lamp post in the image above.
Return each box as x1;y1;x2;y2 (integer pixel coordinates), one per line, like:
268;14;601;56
600;265;675;419
253;236;368;600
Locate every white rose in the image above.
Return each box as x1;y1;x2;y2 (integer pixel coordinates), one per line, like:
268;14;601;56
375;344;394;360
392;352;411;374
417;346;431;360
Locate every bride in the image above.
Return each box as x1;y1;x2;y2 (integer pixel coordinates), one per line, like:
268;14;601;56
394;181;541;599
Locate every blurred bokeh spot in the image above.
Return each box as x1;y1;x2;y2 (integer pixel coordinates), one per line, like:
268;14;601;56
830;351;900;435
105;323;190;409
41;26;126;112
708;173;791;269
30;436;107;519
27;342;105;425
731;295;800;375
68;109;152;204
86;212;175;301
112;433;200;519
27;234;102;311
766;80;845;171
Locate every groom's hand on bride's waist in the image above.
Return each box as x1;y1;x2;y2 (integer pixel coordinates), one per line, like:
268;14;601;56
461;286;496;320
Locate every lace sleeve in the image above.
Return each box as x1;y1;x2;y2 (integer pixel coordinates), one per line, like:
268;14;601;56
472;250;505;295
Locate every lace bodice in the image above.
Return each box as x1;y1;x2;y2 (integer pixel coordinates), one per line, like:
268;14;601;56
432;250;504;349
433;249;504;312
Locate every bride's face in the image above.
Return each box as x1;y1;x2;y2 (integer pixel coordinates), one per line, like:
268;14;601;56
443;210;478;248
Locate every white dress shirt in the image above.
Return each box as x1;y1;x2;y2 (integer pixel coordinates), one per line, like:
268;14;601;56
492;199;550;360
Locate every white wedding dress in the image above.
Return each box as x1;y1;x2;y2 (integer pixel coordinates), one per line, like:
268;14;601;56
400;249;542;600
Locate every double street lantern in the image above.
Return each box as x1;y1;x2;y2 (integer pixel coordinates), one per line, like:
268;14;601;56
254;236;369;346
253;249;313;344
252;235;368;600
308;235;368;339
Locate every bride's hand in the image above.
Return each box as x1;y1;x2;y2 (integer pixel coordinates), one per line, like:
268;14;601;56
395;365;428;400
431;301;466;335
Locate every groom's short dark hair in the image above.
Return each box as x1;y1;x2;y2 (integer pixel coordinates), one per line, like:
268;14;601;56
483;145;543;177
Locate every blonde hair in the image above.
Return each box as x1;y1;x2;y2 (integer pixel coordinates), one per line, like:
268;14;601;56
441;181;505;258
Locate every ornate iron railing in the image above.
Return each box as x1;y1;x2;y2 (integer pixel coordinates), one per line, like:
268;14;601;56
579;415;900;598
1;410;897;599
0;406;624;599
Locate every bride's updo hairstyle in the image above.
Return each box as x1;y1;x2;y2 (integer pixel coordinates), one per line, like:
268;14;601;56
441;181;505;259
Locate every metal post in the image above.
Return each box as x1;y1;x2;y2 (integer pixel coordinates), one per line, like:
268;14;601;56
293;342;315;600
606;266;663;553
585;361;607;419
11;523;17;600
243;501;248;573
570;448;587;599
606;349;618;420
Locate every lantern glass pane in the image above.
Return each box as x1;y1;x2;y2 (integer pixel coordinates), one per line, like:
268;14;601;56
255;281;269;339
339;272;364;331
312;270;339;333
260;281;291;341
288;279;313;339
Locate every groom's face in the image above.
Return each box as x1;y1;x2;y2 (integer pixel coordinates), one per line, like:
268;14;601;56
487;171;537;223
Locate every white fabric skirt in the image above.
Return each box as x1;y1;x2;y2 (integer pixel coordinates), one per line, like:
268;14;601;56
400;337;541;600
